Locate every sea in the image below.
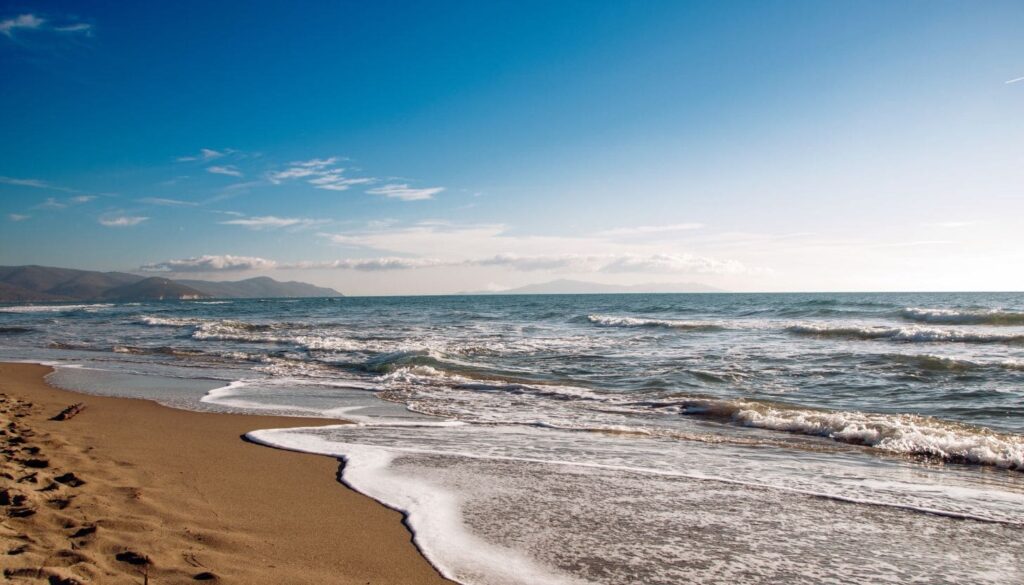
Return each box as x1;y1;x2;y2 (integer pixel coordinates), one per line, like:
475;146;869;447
1;292;1022;584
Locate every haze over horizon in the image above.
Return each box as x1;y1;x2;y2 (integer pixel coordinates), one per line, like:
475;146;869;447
3;1;1023;295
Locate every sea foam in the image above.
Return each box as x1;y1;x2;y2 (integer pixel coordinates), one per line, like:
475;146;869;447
787;323;1024;344
901;307;1024;325
586;314;724;330
667;398;1024;471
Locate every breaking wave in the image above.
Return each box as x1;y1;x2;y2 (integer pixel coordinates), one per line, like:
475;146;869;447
586;314;724;331
901;307;1024;325
0;303;113;313
901;309;1024;327
787;323;1024;344
653;398;1024;471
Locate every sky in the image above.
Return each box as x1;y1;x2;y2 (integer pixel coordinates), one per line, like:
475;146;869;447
1;0;1023;294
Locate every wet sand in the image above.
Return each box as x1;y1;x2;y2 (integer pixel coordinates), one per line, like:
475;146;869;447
0;362;452;584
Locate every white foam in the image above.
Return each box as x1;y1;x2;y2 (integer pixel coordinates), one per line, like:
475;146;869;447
787;322;1024;343
902;307;1024;325
138;315;205;326
586;314;723;330
726;403;1024;471
0;303;114;313
247;428;588;585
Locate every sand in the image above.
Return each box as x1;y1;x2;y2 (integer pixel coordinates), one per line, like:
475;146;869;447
0;362;452;584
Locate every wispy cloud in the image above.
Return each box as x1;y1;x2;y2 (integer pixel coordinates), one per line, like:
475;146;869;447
219;215;328;230
470;253;744;274
7;213;30;222
1005;76;1024;85
268;157;375;191
32;194;96;210
140;254;278;273
0;13;92;38
0;14;44;37
0;176;48;188
366;183;443;201
99;215;148;227
0;176;83;194
177;148;231;162
38;197;66;209
55;23;92;33
308;174;374;191
207;165;243;177
137;197;198;207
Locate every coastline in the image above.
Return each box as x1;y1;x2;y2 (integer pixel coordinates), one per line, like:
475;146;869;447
0;362;451;584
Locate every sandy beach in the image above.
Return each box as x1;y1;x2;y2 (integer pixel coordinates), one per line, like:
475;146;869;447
0;362;451;584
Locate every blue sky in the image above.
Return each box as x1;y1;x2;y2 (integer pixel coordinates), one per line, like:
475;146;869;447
2;1;1023;293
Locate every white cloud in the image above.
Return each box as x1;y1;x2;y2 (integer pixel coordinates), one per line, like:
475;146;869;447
295;157;338;168
0;176;92;196
0;14;91;38
140;254;278;273
207;165;243;177
34;194;96;210
99;215;148;227
366;183;443;201
315;221;751;276
267;156;443;200
1005;76;1024;85
177;148;231;162
292;257;448;271
599;253;745;274
7;213;30;222
927;221;975;229
469;253;744;274
219;215;327;230
0;14;44;37
307;173;374;191
267;157;375;191
0;176;49;188
55;23;92;33
312;251;746;274
39;197;66;209
597;223;705;237
137;197;198;206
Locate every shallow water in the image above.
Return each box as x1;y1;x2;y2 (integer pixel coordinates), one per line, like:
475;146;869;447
2;292;1022;583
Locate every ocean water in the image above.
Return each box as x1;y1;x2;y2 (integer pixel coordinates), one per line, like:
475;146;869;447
1;292;1022;583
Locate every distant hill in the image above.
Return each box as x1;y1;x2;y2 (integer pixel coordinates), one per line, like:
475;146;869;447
0;265;343;301
96;277;206;301
177;276;343;299
478;279;724;295
0;266;159;301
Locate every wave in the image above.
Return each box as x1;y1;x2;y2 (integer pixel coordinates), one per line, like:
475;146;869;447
0;303;113;313
787;323;1024;344
884;353;980;372
651;398;1024;471
901;307;1024;325
586;314;724;331
137;315;206;327
112;345;206;358
0;326;32;334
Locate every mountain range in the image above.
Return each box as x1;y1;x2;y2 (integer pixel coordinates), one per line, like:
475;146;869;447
0;265;343;301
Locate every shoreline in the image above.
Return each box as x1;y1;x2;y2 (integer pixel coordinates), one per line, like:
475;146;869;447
0;362;452;584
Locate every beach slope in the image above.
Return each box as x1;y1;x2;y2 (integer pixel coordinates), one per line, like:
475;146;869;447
0;362;450;584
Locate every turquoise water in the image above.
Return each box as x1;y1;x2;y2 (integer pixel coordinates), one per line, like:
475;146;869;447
1;293;1022;583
